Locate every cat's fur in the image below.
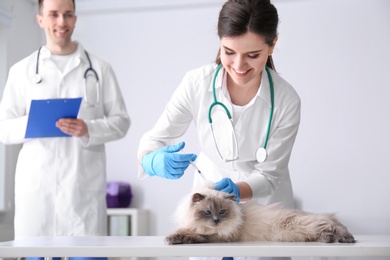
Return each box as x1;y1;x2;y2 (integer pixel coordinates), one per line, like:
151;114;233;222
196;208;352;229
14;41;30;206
166;185;355;245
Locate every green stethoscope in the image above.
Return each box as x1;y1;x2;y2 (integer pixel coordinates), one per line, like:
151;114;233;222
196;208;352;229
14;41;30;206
208;63;274;163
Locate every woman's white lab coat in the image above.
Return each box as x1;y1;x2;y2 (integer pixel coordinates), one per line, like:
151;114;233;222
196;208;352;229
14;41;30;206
0;44;130;238
138;63;300;206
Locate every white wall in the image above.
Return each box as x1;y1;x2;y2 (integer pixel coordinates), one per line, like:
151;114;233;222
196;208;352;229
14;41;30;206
0;0;41;241
275;0;390;237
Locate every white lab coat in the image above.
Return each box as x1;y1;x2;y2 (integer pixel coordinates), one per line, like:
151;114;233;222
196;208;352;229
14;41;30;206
0;43;130;239
138;63;300;260
138;63;300;205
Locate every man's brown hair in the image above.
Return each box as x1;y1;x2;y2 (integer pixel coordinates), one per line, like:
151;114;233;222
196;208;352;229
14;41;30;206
38;0;76;14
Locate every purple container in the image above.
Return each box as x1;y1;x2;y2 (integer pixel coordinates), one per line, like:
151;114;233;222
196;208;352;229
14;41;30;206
106;182;133;208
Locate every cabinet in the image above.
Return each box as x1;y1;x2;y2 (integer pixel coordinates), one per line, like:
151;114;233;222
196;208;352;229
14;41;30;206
107;208;149;260
107;208;149;236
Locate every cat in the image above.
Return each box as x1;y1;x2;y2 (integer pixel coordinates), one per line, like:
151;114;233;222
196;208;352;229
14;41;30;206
165;185;355;245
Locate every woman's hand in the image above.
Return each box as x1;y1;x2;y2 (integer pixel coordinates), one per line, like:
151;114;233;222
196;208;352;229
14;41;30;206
215;178;240;203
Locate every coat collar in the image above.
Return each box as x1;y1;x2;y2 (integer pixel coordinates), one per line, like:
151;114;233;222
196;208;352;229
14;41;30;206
39;42;88;64
208;64;273;108
258;67;272;108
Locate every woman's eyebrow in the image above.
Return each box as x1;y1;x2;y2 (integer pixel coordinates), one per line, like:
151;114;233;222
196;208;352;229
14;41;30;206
223;46;234;52
223;45;262;54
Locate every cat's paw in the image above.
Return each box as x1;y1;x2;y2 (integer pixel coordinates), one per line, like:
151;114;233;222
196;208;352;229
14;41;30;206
165;233;208;245
165;233;185;245
318;232;336;243
338;232;356;243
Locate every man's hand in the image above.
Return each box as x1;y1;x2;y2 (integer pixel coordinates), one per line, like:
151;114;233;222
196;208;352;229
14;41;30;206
56;118;88;137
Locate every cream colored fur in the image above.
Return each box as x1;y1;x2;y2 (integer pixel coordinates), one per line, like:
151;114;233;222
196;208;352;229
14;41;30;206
166;185;355;244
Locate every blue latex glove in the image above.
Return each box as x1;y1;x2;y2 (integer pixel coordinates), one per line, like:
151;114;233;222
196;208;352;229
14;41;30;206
215;178;240;203
142;142;197;179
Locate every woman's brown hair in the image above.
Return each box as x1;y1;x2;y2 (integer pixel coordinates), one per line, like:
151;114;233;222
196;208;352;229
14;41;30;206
215;0;279;70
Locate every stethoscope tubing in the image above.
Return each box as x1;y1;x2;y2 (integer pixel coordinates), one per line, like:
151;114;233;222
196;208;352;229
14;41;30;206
83;50;99;81
36;47;42;77
263;65;274;149
83;50;100;105
208;63;232;123
33;46;100;106
208;63;274;154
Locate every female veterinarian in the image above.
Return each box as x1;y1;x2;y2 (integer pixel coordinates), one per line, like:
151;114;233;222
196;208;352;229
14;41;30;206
138;0;300;259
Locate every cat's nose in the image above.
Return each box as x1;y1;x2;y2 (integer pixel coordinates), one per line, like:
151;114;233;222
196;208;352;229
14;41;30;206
213;218;220;224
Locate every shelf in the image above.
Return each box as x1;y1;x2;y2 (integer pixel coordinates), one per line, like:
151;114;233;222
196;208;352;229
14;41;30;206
107;208;149;236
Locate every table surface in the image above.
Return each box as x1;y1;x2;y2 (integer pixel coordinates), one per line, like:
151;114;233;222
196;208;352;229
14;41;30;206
0;235;389;257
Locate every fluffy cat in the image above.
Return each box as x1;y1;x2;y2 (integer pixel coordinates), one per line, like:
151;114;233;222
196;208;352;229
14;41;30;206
166;185;355;245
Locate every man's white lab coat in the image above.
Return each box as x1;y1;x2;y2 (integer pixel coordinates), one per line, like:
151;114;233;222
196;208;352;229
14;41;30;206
0;44;130;238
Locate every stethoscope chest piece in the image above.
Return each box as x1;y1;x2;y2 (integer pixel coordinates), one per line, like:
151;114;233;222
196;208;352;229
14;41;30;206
32;74;42;84
256;147;268;163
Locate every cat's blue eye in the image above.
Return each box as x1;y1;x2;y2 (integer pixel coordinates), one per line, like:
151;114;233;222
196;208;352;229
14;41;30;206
219;209;226;214
204;210;211;215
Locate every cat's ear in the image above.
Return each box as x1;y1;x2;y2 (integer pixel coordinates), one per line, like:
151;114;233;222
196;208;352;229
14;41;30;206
226;194;236;201
192;193;206;202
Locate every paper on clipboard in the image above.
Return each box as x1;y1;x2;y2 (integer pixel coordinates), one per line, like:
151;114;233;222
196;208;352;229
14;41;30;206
25;97;82;138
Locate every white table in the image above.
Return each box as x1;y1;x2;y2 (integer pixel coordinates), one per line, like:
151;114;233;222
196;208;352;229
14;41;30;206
0;235;389;258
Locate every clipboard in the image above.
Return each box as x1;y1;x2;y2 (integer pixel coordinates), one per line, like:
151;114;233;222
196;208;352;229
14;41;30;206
25;97;82;138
